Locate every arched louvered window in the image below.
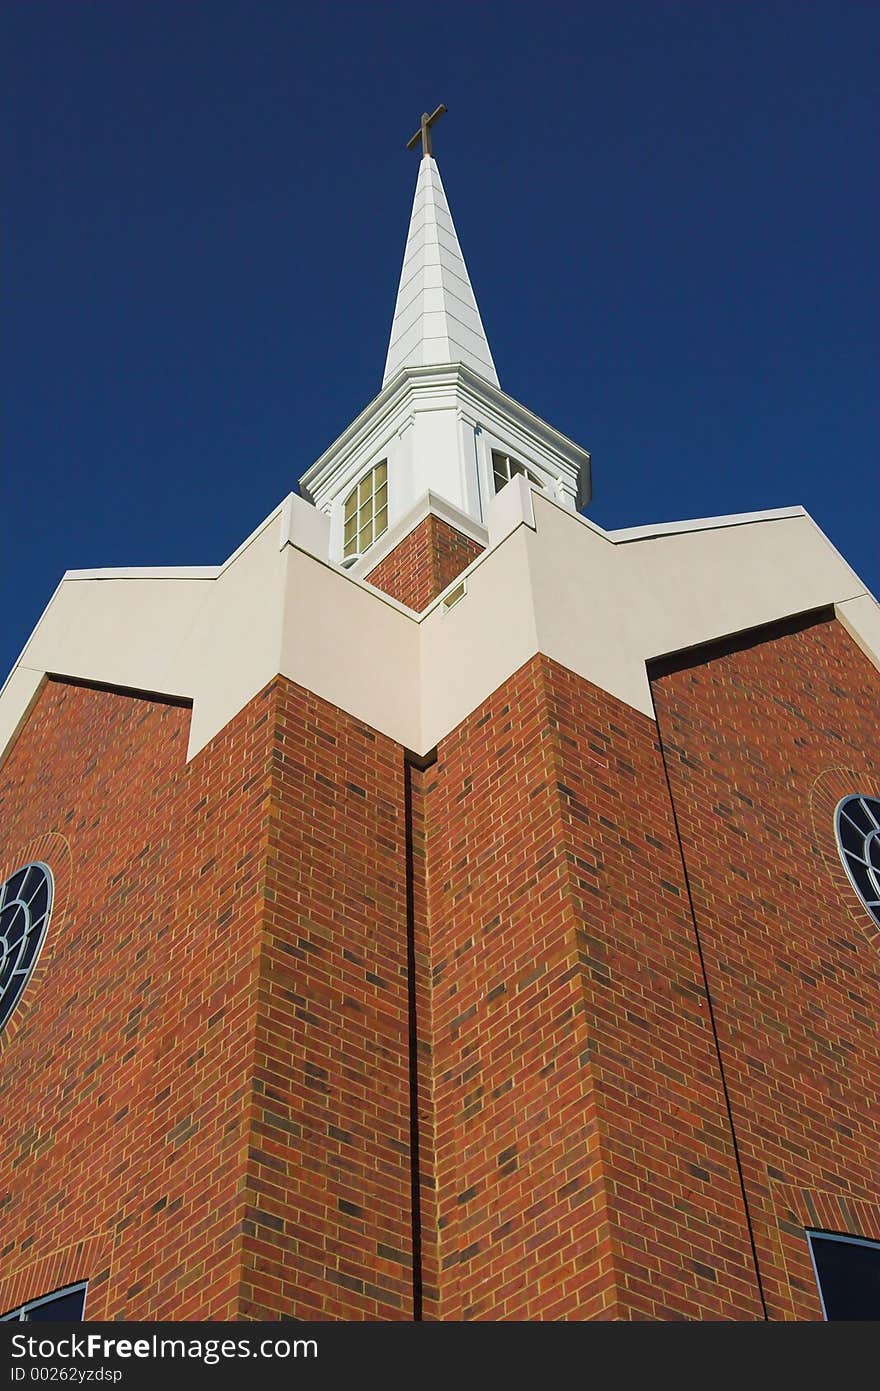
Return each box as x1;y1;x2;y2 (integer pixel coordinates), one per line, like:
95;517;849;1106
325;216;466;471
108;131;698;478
343;461;388;561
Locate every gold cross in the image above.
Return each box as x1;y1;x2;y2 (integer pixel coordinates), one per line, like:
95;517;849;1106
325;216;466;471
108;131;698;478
406;104;447;158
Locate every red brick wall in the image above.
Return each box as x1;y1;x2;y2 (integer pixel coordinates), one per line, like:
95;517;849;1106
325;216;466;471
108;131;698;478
420;655;761;1318
0;676;413;1321
3;611;878;1322
366;515;482;612
651;612;880;1320
243;681;412;1319
0;677;253;1321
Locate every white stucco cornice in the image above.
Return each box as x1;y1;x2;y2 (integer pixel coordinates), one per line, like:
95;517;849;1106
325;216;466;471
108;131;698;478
1;487;877;774
63;566;220;582
607;505;807;543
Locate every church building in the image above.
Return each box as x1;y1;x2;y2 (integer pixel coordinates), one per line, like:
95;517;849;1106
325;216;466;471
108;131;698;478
1;109;879;1321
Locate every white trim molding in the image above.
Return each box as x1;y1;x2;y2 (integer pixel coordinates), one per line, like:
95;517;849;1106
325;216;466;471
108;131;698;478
1;490;877;771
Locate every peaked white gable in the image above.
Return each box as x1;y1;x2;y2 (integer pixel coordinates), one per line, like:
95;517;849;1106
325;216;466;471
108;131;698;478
383;157;499;388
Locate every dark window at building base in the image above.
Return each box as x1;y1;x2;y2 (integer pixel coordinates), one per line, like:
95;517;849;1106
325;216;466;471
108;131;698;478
808;1231;880;1320
1;1284;87;1322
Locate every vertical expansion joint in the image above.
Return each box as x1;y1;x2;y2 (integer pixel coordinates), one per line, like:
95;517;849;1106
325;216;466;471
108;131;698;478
405;747;439;774
649;685;770;1320
403;745;437;1319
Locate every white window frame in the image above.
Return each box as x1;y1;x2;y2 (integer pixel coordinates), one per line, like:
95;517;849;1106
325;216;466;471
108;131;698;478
490;448;542;494
341;460;389;565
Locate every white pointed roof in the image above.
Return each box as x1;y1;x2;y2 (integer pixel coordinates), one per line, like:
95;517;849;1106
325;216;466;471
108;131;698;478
383;156;499;388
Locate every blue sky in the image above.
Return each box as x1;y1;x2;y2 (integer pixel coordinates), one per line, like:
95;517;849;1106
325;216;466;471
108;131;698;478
2;1;877;680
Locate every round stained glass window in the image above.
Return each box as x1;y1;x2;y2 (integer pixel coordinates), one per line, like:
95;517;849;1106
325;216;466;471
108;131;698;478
0;862;54;1033
834;795;880;931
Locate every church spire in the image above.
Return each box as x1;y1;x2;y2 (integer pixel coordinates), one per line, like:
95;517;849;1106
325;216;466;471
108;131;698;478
382;109;499;389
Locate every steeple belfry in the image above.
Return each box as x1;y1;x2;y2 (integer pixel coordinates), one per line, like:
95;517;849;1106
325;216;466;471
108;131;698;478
383;114;499;388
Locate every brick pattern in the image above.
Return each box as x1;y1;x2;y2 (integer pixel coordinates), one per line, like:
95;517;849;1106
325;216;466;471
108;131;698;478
651;614;880;1320
0;676;413;1320
420;655;761;1318
242;682;412;1319
0;1232;114;1321
769;1181;880;1319
0;679;268;1319
366;515;482;612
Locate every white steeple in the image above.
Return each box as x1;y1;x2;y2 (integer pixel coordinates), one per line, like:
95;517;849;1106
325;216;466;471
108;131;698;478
300;112;591;570
382;155;499;388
